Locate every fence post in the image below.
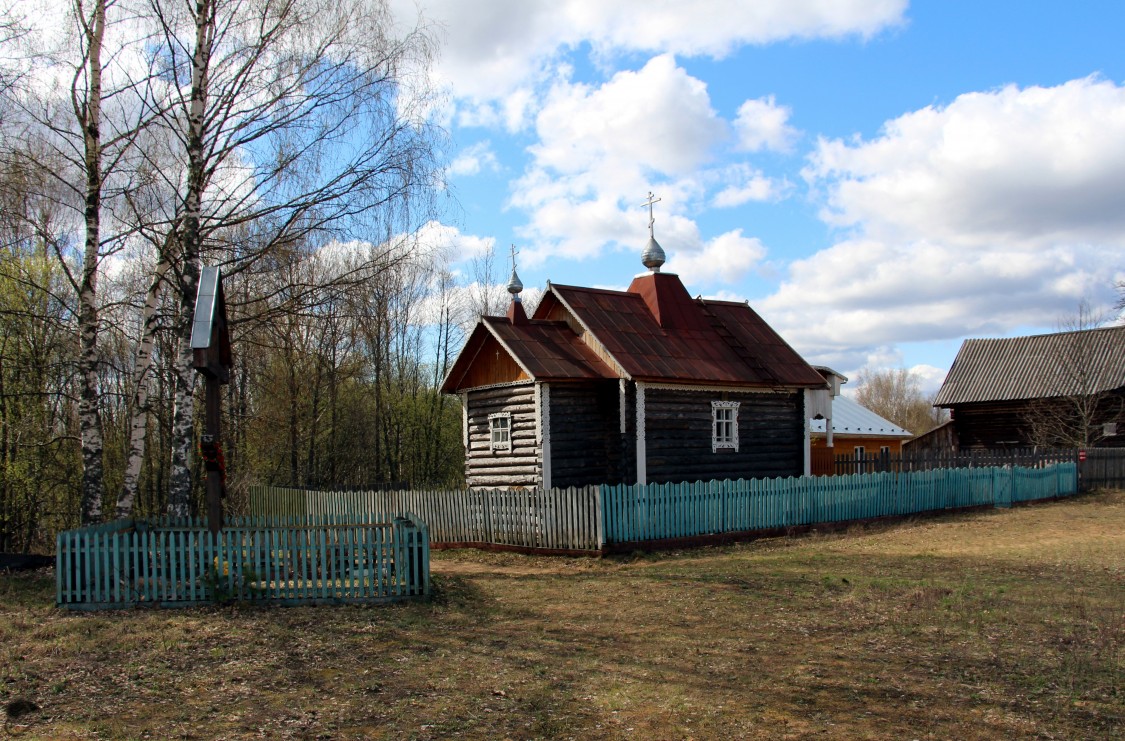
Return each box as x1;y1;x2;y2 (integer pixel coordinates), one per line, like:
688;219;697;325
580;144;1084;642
594;486;605;550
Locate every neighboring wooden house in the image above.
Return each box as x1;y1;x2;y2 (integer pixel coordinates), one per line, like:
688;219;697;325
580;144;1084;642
441;232;829;489
932;326;1125;450
808;395;913;475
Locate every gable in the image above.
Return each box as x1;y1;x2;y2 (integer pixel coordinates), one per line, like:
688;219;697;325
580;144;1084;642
442;326;530;392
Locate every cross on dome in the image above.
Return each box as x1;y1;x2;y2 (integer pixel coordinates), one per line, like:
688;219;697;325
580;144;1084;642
640;191;666;272
506;243;523;298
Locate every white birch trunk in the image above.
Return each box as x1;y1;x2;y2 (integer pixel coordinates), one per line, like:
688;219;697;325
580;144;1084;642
77;0;107;524
115;256;169;518
166;0;212;515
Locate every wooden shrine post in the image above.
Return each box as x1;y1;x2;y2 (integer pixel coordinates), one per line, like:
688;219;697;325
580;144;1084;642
190;266;233;536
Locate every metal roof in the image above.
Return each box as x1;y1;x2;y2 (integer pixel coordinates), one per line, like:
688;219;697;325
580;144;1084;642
482;318;617;381
934;325;1125;406
809;395;913;438
442;271;826;393
539;274;825;388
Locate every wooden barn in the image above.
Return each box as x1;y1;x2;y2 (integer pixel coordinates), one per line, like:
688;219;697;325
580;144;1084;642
932;326;1125;450
441;231;829;489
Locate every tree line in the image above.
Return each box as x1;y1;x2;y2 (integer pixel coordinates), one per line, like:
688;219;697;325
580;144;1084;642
0;0;475;552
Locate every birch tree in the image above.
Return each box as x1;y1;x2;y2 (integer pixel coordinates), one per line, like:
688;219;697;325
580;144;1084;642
142;0;441;514
2;0;165;523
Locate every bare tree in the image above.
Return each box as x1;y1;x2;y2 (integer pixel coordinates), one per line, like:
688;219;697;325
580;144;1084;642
855;368;947;436
1024;302;1124;448
2;0;166;523
138;0;442;514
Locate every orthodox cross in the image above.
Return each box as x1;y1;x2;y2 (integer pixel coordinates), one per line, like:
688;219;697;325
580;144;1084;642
509;243;519;273
642;191;661;238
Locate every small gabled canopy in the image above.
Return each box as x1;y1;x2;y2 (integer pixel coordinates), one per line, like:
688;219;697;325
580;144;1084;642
190;265;232;382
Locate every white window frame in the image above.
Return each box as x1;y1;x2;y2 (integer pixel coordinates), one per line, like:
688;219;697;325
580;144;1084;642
711;401;740;452
488;412;512;452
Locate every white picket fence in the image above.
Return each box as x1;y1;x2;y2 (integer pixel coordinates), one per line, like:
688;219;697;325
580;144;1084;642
249;485;603;551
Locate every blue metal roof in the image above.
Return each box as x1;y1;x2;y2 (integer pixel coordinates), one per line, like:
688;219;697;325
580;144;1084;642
809;395;912;438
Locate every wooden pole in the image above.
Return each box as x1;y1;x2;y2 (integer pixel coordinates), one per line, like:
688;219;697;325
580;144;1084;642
204;377;223;536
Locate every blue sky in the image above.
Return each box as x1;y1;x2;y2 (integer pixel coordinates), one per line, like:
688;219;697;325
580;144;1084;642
394;0;1125;393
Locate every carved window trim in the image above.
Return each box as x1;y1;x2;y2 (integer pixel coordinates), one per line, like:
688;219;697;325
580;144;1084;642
488;412;512;452
711;401;740;452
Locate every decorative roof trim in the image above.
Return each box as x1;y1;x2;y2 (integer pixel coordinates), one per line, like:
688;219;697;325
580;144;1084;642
642;382;789;394
462;380;536;393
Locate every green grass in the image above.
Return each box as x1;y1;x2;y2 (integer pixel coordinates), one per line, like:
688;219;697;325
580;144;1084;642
2;490;1122;739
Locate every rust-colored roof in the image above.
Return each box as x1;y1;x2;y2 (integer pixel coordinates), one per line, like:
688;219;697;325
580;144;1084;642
538;273;825;388
443;271;825;392
934;326;1125;406
440;316;616;393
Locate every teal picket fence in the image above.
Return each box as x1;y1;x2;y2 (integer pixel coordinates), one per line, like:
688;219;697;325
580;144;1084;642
248;462;1077;553
599;463;1078;545
56;514;429;610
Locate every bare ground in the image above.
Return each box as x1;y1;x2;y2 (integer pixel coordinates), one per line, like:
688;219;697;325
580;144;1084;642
1;490;1122;740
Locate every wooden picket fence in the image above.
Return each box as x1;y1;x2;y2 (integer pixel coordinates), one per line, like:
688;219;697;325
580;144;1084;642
251;461;1077;553
250;485;602;552
56;514;429;610
1080;448;1125;490
601;463;1075;544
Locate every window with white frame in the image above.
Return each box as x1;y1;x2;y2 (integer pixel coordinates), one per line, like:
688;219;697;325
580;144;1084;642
1104;422;1118;437
488;412;511;451
711;401;740;452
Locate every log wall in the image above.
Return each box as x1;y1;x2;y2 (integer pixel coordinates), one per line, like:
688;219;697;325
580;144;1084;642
465;384;540;488
643;388;804;483
549;381;633;488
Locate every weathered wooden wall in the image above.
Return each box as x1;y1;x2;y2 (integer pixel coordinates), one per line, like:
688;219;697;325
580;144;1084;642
952;391;1125;450
549;381;631;488
465;384;540;488
643;389;803;483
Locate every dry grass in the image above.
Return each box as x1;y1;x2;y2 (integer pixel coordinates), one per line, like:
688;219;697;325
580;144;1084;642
1;491;1123;740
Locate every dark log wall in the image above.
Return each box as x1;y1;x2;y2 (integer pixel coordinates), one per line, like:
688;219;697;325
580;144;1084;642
465;384;540;488
953;390;1125;450
643;388;803;483
549;381;633;488
951;402;1028;450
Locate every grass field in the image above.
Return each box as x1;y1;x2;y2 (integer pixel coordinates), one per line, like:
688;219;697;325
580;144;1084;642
1;491;1122;740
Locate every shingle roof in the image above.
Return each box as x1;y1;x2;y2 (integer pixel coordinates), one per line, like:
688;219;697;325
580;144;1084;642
809;395;913;438
934;326;1125;406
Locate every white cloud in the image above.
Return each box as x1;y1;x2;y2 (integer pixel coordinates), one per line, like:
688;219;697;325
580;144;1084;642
733;96;799;152
806;76;1125;246
712;167;786;207
761;77;1125;366
511;55;782;273
415;221;496;262
449;142;499;177
665;230;766;285
395;0;906;109
528;54;725;177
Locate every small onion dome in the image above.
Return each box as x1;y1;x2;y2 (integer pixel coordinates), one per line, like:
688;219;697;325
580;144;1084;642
507;267;524;297
641;236;666;272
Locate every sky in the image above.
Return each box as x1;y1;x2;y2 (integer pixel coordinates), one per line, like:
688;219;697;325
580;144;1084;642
392;0;1125;394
